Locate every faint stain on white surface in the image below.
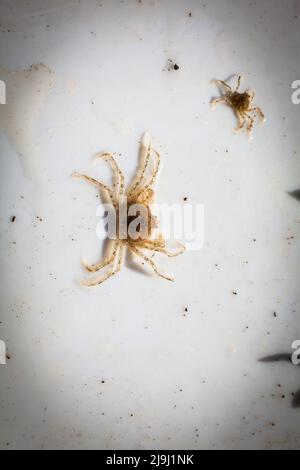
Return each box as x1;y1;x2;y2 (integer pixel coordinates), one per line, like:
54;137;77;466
0;63;54;178
65;79;79;95
93;104;133;135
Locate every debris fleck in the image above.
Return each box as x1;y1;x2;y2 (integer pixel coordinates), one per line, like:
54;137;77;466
166;59;180;72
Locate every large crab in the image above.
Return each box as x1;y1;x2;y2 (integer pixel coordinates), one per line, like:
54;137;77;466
73;133;185;286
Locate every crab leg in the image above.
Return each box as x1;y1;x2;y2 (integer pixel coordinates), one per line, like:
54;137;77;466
235;75;242;92
129;244;174;281
92;152;125;198
81;244;124;286
72;172;117;207
211;79;232;92
128;134;152;197
81;240;120;273
134;147;160;198
234;111;246;132
137;239;185;257
211;96;228;109
249;106;266;122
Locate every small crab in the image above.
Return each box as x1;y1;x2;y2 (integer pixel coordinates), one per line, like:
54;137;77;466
72;133;185;286
211;74;266;137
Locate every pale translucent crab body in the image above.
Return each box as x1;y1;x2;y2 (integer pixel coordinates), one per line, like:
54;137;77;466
73;133;185;286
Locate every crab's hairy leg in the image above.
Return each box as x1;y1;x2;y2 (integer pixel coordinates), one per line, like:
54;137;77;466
235;75;242;92
81;245;124;287
246;114;255;139
211;79;232;92
93;152;125;197
134;147;161;198
134;236;164;251
249;106;266;122
163;241;186;256
72;172;117;207
211;97;228;109
144;245;185;257
234;111;245;132
128;135;152;197
143;147;160;189
138;240;186;257
129;244;174;281
81;240;119;273
248;89;255;101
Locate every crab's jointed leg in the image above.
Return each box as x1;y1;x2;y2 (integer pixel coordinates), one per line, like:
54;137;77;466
248;89;255;101
81;244;124;287
72;172;117;207
129;244;174;281
234;111;246;132
144;246;185;257
245;114;255;139
81;240;120;273
250;106;266;122
138;240;186;258
128;133;161;197
134;147;161;198
211;97;228;109
212;79;232;92
93;152;125;198
235;75;242;92
128;134;152;197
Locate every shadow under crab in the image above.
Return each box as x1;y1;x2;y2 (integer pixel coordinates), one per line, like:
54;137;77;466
259;353;300;408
